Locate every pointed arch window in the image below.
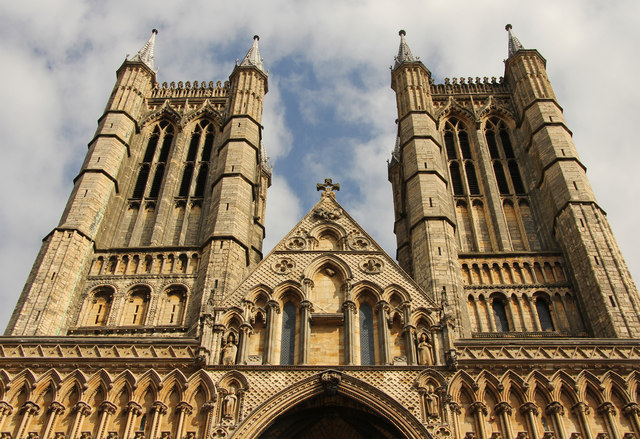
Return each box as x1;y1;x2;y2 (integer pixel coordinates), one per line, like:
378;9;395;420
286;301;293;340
132;121;174;199
484;117;527;195
359;302;375;365
443;117;482;197
179;120;215;198
280;302;296;365
492;299;510;332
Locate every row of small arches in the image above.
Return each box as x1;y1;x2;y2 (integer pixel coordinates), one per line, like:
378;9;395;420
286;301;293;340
461;260;567;286
77;285;188;328
90;253;199;276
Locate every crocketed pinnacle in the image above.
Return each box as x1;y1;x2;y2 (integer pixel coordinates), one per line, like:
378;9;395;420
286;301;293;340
240;35;265;73
505;24;524;58
130;29;158;69
393;30;416;70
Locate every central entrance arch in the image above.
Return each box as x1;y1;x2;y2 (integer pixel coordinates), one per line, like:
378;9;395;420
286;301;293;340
231;371;430;439
256;393;405;438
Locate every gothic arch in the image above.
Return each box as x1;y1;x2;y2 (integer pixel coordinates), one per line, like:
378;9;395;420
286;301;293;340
109;370;136;402
601;370;631;403
272;281;304;303
6;369;36;403
436;98;476;128
575;370;605;403
304;255;352;282
415;370;447;390
85;369;112;402
478;104;516;128
141;103;182;128
476;370;503;401
158;369;188;402
383;284;410;305
32;369;63;402
184;370;216;403
132;369;162;401
181;100;224;128
217;371;249;392
245;285;273;304
232;371;430;439
449;370;479;402
308;223;347;249
351;281;384;303
58;369;88;401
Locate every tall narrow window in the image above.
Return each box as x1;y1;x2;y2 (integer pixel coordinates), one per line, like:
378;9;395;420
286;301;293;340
124;287;150;326
450;162;464;195
132;121;174;199
492;300;509;332
494;162;510;194
359;302;375;365
180;120;215;198
536;299;555;331
465;163;480;195
280;302;296;365
443;118;483;198
87;288;113;326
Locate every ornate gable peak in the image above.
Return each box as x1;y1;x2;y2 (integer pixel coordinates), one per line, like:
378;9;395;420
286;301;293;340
141;100;181;127
477;95;516;124
182;99;224;127
437;97;477;127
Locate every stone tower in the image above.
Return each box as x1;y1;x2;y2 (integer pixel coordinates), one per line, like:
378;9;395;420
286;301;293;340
388;27;640;339
5;31;271;337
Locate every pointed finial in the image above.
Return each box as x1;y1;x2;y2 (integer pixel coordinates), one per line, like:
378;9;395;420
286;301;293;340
393;29;416;70
505;24;525;58
239;35;265;73
130;29;158;69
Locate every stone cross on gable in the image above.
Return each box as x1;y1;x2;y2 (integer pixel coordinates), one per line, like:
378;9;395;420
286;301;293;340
316;178;340;196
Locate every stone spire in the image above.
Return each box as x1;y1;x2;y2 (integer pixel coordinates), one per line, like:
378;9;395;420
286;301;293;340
505;24;524;58
130;29;158;69
239;35;265;73
393;30;416;70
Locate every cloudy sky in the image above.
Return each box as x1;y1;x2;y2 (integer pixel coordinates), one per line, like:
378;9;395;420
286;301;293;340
0;1;639;330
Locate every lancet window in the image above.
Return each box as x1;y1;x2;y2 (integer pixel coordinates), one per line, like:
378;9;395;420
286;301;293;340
359;302;375;365
444;117;482;197
179;120;215;198
280;302;296;365
132;121;174;199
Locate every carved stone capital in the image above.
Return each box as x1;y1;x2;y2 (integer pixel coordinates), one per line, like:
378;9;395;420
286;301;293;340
445;349;458;371
79;432;92;439
202;401;216;413
184;432;196;439
151;401;168;415
267;300;281;314
595;434;610;439
490;433;502;439
597;402;616;416
469;401;488;416
0;433;11;439
74;402;92;417
571;402;590;415
516;433;529;439
26;433;39;439
106;432;119;439
0;402;13;417
48;402;65;415
519;402;539;416
320;371;342;396
133;432;145;439
160;433;171;439
464;433;477;439
449;401;462;415
623;403;640;417
342;301;357;314
543;433;557;439
623;433;637;439
125;401;142;416
54;433;65;439
21;401;40;416
570;433;584;439
176;402;193;415
300;300;314;312
98;401;117;415
545;401;565;416
494;401;513;416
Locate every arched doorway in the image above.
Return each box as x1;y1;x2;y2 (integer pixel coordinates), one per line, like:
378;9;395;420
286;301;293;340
257;393;405;439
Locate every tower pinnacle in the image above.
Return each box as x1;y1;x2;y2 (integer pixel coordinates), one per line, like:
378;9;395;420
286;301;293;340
505;24;525;58
393;29;416;70
130;29;158;69
239;35;265;73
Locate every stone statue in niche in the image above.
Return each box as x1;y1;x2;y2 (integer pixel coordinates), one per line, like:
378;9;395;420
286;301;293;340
222;388;238;419
221;334;238;365
417;333;434;366
424;383;439;419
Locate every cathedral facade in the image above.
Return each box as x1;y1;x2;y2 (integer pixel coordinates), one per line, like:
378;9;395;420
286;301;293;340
0;26;639;439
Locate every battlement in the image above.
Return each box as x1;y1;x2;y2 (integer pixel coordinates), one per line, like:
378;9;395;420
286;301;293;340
150;80;230;99
430;76;508;95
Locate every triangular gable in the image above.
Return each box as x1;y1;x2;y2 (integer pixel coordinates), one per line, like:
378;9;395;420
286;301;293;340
220;191;437;311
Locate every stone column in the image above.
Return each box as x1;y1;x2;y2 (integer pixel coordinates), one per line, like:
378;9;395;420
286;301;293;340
520;402;540;439
175;402;193;439
449;402;463;439
0;402;14;432
515;296;529;331
202;401;217;439
264;301;280;365
623;403;640;438
149;401;167;439
211;324;226;365
472;297;485;332
15;402;40;439
198;314;215;364
343;301;357;365
237;323;252;365
300;300;313;365
546;402;567;439
431;326;442;365
469;401;489;439
572;402;593;439
96;401;117;439
598;402;620;439
376;301;391;364
528;297;542;331
495;402;514;439
505;299;517;331
484;298;497;332
42;402;65;439
69;402;93;439
123;401;143;439
403;324;417;365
